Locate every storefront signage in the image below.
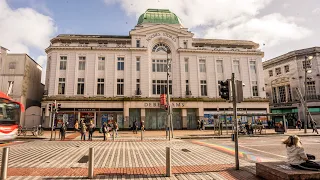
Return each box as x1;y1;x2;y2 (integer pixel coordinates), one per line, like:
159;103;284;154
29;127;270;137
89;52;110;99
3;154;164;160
144;102;185;108
146;32;177;42
76;108;96;111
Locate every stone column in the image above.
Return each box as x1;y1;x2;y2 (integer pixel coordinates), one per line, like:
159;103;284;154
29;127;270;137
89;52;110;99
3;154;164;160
196;108;204;121
182;109;187;129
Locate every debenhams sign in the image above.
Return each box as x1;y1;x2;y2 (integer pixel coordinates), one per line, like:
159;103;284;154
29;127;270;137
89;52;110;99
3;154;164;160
144;102;185;108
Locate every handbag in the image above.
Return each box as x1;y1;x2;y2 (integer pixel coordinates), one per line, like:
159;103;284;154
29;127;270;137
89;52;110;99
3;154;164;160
307;154;316;160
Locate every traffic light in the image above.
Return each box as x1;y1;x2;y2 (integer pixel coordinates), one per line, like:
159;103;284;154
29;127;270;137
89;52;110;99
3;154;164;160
57;103;61;111
52;102;56;111
218;80;231;100
48;103;52;111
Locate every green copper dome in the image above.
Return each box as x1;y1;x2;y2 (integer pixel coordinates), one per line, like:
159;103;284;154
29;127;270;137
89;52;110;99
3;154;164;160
137;9;181;25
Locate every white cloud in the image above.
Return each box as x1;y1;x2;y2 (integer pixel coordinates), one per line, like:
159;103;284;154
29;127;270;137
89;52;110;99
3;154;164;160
205;14;312;47
312;8;320;15
0;0;56;83
105;0;312;48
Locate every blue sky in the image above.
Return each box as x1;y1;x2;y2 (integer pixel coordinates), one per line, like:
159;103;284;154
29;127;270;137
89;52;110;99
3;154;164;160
1;0;319;83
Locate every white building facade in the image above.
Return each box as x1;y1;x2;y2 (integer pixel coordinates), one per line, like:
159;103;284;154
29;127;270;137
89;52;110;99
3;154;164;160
42;9;268;129
263;47;320;128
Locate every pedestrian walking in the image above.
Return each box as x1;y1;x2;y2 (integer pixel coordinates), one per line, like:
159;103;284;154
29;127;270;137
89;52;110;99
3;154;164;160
296;119;302;130
311;121;318;134
60;123;66;140
74;120;79;132
197;119;201;130
102;122;107;141
201;119;204;130
133;120;138;134
114;121;119;137
88;120;95;141
80;122;87;141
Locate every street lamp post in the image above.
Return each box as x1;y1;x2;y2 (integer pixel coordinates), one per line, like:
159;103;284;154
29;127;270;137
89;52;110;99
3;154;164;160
304;55;313;133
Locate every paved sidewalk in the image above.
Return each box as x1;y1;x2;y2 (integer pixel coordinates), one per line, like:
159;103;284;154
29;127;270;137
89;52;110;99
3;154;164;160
0;139;257;179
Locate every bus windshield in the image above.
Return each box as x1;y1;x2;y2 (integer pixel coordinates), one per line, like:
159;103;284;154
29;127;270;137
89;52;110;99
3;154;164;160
0;99;21;125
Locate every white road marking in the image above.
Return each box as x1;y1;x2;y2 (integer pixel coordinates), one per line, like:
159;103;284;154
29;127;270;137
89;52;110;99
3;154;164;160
239;145;287;158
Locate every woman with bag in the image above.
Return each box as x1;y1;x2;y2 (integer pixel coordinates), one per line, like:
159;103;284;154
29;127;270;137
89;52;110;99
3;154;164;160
283;135;320;170
88;121;95;141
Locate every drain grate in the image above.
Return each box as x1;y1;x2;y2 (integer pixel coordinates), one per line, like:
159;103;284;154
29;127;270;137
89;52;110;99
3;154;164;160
181;149;191;152
78;155;89;163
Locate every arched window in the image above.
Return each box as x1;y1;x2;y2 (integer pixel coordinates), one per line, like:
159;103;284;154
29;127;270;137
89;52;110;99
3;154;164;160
152;43;170;52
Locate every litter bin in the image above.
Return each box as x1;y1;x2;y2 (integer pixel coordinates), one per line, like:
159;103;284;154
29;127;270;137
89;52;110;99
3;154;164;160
231;134;235;141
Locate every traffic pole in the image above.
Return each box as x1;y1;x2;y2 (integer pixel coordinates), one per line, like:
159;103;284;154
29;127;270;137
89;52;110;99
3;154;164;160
1;147;9;180
232;73;240;170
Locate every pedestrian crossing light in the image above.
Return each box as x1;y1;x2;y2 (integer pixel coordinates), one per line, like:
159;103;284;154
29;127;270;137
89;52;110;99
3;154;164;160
218;80;231;100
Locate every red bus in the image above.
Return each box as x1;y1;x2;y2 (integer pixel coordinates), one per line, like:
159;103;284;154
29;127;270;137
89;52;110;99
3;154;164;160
0;92;24;141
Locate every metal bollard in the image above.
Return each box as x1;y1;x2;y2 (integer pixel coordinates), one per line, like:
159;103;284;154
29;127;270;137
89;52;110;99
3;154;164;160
141;130;144;141
166;147;171;177
112;130;115;141
1;147;9;180
88;147;94;179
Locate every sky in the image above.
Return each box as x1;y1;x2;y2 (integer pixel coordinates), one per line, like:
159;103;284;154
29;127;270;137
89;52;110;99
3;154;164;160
0;0;319;83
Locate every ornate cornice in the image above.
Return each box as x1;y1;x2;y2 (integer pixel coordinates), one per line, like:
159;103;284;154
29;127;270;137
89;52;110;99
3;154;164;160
45;46;147;53
178;48;264;56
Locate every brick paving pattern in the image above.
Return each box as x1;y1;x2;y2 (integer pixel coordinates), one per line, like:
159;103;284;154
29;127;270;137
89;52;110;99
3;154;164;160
0;138;257;179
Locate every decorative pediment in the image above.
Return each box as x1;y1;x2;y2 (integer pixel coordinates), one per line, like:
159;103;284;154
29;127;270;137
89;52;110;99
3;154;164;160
130;24;193;37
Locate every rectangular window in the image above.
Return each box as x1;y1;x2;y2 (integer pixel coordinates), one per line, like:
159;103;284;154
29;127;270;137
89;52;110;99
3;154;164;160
275;67;281;75
136;79;141;95
272;87;277;103
269;70;273;77
9;62;16;69
307;81;316;98
117;79;124;95
200;80;207;96
136;57;140;71
199;59;206;72
278;86;286;102
77;78;85;95
58;78;65;95
284;65;290;73
250;61;256;74
217;60;223;73
78;56;86;70
186;80;190;95
233;60;240;73
252;81;258;97
7;81;14;95
152;80;172;95
97;78;104;95
185;58;189;72
98;57;105;70
152;59;171;72
303;60;311;69
136;40;140;48
117;57;124;70
183;41;187;49
287;85;292;102
60;56;67;70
